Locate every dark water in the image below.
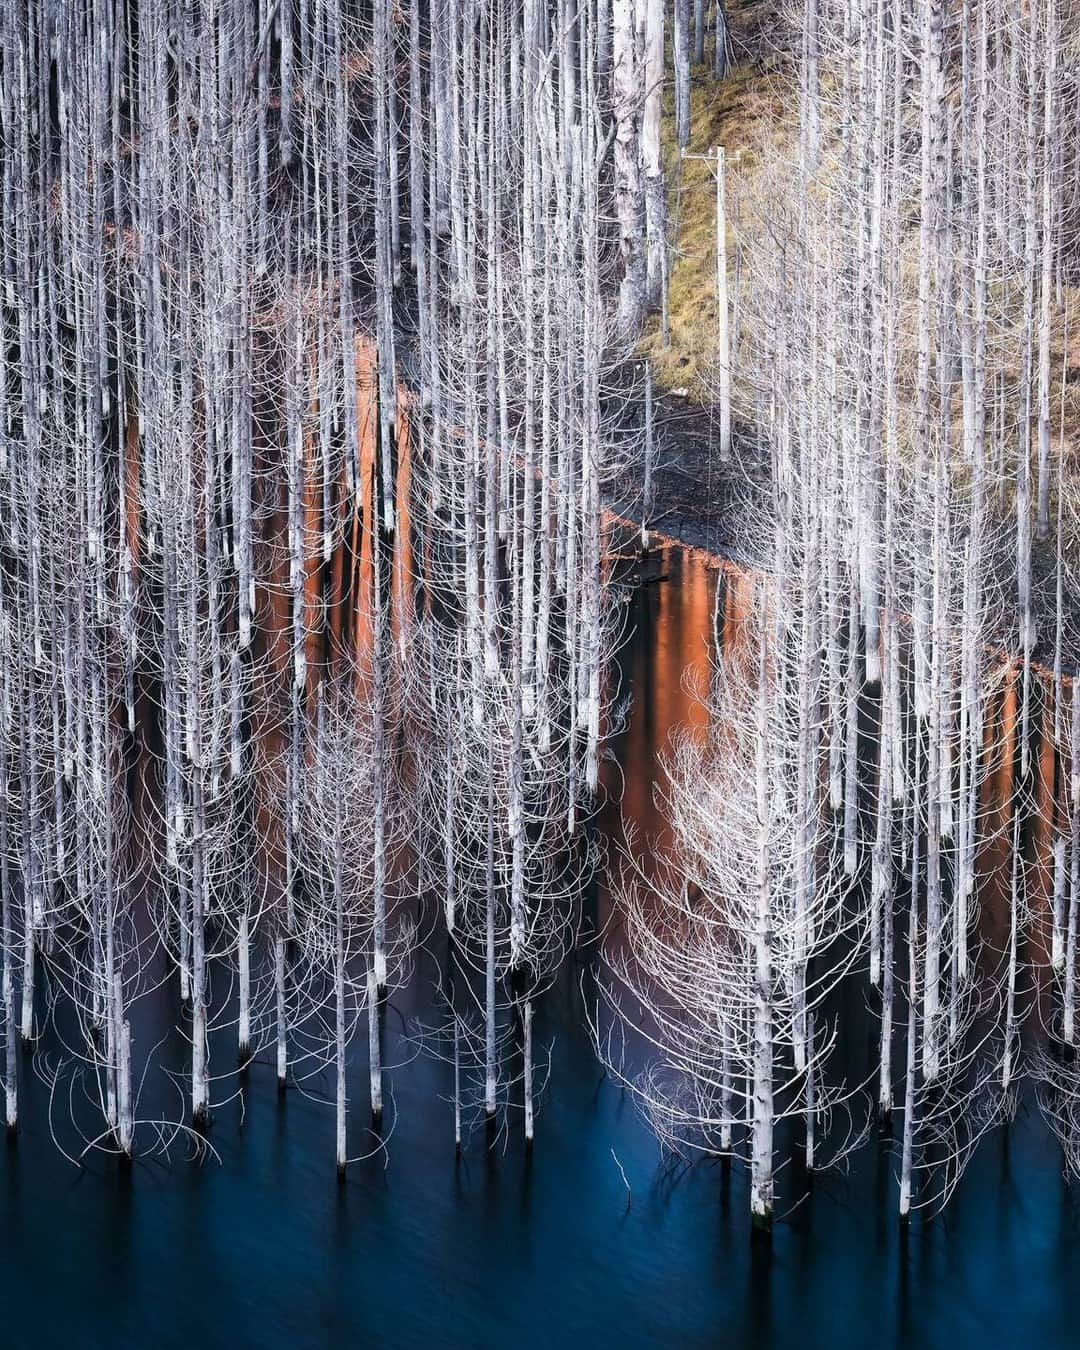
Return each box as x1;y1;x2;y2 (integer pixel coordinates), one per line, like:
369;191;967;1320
3;546;1080;1350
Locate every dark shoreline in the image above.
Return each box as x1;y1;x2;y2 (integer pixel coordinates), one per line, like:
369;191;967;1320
614;391;1080;675
609;390;771;563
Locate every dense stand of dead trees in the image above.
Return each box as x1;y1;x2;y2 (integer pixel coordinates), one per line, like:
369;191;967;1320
0;0;638;1169
599;0;1080;1237
2;0;1080;1253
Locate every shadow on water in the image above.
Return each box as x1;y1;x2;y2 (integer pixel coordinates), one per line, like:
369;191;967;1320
3;544;1080;1349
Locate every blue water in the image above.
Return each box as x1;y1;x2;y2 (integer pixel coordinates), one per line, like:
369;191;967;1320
5;995;1079;1349
3;549;1079;1349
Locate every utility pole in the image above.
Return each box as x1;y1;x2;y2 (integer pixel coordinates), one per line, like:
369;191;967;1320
682;146;733;460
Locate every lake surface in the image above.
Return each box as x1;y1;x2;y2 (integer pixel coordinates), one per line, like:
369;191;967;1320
3;544;1079;1350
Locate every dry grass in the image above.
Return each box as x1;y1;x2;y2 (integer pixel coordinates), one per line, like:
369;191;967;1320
643;0;1080;568
629;0;1080;703
639;0;798;398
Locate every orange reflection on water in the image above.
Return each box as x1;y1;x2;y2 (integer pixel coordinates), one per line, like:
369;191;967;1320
350;335;412;692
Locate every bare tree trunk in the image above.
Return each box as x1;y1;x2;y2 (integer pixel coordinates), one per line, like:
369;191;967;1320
715;148;732;461
612;0;645;337
751;639;774;1231
368;965;383;1126
523;998;534;1148
276;934;288;1092
1036;0;1056;541
642;0;666;306
674;0;691;149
